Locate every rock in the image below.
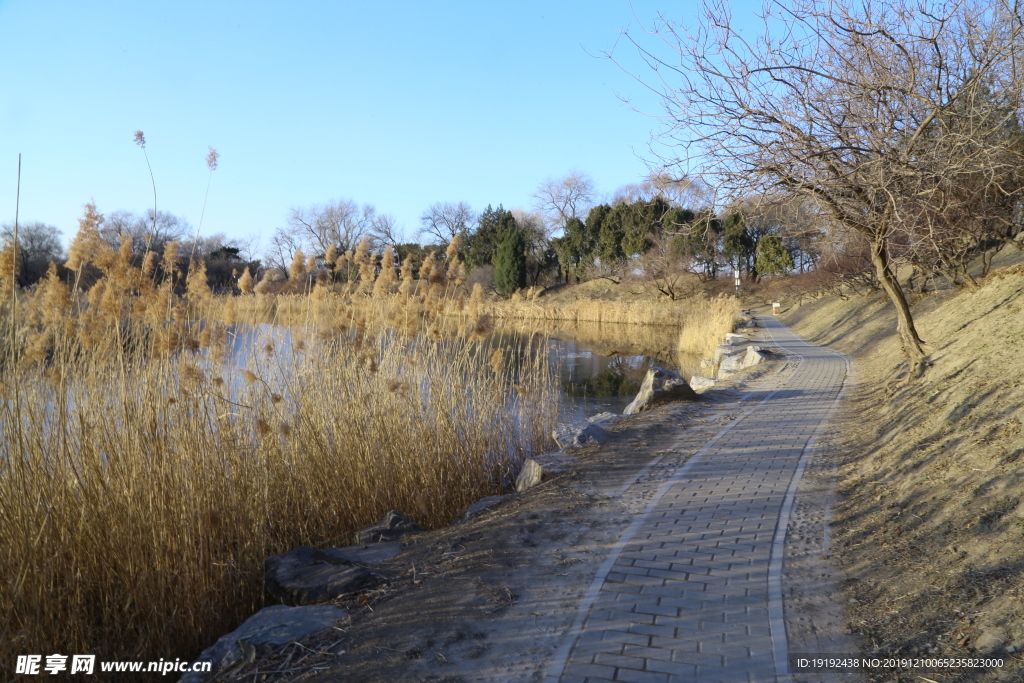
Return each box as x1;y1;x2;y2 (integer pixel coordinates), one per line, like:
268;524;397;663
975;627;1007;653
319;542;402;565
623;367;698;415
724;333;748;345
354;511;424;545
700;359;715;370
717;353;746;378
719;346;770;379
531;450;574;474
744;345;768;366
552;422;612;449
516;459;544;492
180;604;346;683
587;411;619;426
551;423;576;449
576;423;611;445
712;344;735;364
515;452;575;492
454;495;509;523
264;546;377;606
689;376;717;392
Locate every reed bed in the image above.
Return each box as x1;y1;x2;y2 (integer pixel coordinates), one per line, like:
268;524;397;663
482;295;705;327
0;225;733;673
675;296;743;365
0;236;557;672
481;292;741;373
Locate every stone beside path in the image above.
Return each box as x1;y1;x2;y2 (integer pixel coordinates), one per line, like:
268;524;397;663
549;317;847;683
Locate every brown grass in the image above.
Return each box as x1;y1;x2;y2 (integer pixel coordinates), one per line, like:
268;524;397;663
0;238;557;673
0;218;738;674
780;260;1024;676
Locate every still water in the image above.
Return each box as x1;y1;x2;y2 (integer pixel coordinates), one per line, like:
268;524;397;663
550;337;674;422
490;321;687;423
223;321;686;424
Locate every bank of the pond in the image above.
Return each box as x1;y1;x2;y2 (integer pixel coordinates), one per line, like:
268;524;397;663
183;345;793;683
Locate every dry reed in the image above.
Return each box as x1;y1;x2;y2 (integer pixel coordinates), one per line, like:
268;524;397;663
0;235;557;674
0;220;736;674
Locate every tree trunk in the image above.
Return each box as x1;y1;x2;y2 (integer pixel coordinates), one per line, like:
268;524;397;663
870;239;927;367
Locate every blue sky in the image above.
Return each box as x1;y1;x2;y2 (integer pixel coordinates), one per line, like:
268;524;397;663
0;1;754;254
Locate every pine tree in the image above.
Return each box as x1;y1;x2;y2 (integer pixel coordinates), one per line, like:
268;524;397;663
494;229;527;296
754;234;794;277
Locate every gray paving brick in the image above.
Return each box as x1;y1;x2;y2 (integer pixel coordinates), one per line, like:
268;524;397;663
563;662;617;679
556;317;847;683
614;668;670;683
593;652;648;670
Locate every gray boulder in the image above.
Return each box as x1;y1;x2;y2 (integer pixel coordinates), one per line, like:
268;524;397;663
623;367;698;415
516;459;544;492
180;604;346;683
724;333;749;345
744;345;768;366
712;344;735;364
454;495;509;524
264;546;376;606
718;352;746;377
552;422;612;449
718;346;769;379
354;510;424;545
689;376;717;392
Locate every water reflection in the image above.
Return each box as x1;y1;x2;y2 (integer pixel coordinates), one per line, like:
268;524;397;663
224;320;694;425
549;337;673;423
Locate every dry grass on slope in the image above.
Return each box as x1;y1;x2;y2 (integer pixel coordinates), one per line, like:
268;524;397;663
781;264;1024;681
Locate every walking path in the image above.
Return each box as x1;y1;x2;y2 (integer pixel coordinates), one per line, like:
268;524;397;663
547;317;849;683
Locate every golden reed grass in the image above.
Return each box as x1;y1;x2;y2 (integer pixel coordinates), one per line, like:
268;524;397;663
479;289;741;371
0;229;556;674
0;217;735;674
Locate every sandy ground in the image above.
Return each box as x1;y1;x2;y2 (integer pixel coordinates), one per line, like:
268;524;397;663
199;331;864;683
782;398;865;683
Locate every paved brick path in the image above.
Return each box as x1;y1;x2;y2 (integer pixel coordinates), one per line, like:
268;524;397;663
549;317;848;683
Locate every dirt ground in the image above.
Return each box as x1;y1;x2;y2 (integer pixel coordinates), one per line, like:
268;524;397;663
203;349;858;683
778;254;1024;682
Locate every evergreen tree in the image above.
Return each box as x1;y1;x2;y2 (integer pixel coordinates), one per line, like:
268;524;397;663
721;211;755;276
754;234;794;277
619;197;670;257
551;216;594;282
494;227;527;296
465;204;518;269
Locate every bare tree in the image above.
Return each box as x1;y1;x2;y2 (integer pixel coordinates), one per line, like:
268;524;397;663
0;221;64;285
613;172;712;208
99;209;190;255
623;0;1024;369
265;229;301;272
276;199;376;263
369;213;402;248
419;201;475;244
533;171;595;228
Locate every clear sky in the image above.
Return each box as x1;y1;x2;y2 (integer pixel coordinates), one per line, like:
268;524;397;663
0;0;753;254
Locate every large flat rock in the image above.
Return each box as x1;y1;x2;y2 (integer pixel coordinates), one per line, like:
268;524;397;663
623;366;698;415
180;604;346;683
264;546;377;606
354;511;424;545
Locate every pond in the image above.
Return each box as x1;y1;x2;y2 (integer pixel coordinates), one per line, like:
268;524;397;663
221;320;691;426
489;320;692;424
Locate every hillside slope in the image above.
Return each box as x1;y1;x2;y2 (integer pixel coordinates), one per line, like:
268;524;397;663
778;262;1024;681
